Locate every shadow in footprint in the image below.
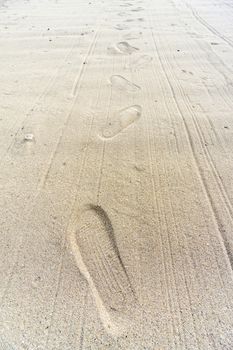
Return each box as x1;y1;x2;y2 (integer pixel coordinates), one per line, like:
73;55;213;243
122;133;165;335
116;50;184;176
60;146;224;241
68;205;136;335
120;2;133;7
124;18;134;23
102;105;142;139
131;6;144;12
108;41;139;55
110;75;141;92
114;24;129;31
116;41;139;54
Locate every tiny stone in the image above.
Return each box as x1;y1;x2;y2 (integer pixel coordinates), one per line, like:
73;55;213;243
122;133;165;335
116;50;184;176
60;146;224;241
24;133;34;141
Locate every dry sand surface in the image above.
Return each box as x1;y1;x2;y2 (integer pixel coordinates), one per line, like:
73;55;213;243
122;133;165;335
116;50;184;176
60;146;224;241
1;0;233;348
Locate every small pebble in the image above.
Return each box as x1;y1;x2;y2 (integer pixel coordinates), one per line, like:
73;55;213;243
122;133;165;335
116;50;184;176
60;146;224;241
24;133;34;141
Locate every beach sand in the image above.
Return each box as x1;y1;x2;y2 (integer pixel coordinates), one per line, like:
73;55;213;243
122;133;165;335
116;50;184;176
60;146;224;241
0;0;233;348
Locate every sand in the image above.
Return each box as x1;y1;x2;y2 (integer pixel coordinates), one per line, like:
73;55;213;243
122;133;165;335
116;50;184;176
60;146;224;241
0;0;233;348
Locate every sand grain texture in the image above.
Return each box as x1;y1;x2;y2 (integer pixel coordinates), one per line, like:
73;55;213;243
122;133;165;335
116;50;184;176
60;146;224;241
0;0;233;348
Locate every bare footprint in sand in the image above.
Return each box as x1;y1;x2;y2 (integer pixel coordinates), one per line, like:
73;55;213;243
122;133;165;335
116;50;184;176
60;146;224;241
123;33;141;40
120;2;133;7
110;75;141;92
124;18;135;23
102;105;142;139
68;205;136;335
131;6;144;12
114;24;129;31
116;41;139;54
108;41;139;55
118;11;130;17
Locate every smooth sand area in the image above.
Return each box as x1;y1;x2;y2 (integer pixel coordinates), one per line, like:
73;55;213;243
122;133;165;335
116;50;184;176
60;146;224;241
0;0;233;348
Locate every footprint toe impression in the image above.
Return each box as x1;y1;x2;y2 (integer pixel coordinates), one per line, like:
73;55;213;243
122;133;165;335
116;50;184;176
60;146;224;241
68;205;136;334
102;105;142;139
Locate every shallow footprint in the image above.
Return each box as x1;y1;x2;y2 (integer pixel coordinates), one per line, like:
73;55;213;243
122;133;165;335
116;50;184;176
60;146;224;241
110;75;141;92
120;2;133;7
102;105;142;139
68;205;136;334
120;2;133;6
114;24;128;31
124;18;134;23
123;33;140;40
116;41;139;54
131;6;144;11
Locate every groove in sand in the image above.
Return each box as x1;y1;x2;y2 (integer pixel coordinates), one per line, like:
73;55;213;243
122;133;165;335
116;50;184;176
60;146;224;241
68;204;136;335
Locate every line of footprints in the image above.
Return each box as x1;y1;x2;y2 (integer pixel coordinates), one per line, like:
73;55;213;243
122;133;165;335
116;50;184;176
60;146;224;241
69;10;153;336
102;41;152;139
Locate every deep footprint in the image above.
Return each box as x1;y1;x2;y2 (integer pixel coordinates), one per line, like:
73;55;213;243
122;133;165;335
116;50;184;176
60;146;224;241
102;105;142;139
68;205;136;334
116;41;139;54
110;75;141;92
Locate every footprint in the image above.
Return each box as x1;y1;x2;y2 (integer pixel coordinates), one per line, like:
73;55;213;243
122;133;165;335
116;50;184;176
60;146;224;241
114;24;128;31
123;32;140;40
118;11;128;16
68;205;136;334
108;41;139;55
107;46;122;55
131;6;144;12
120;2;133;7
102;105;142;139
110;75;141;92
116;41;139;54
